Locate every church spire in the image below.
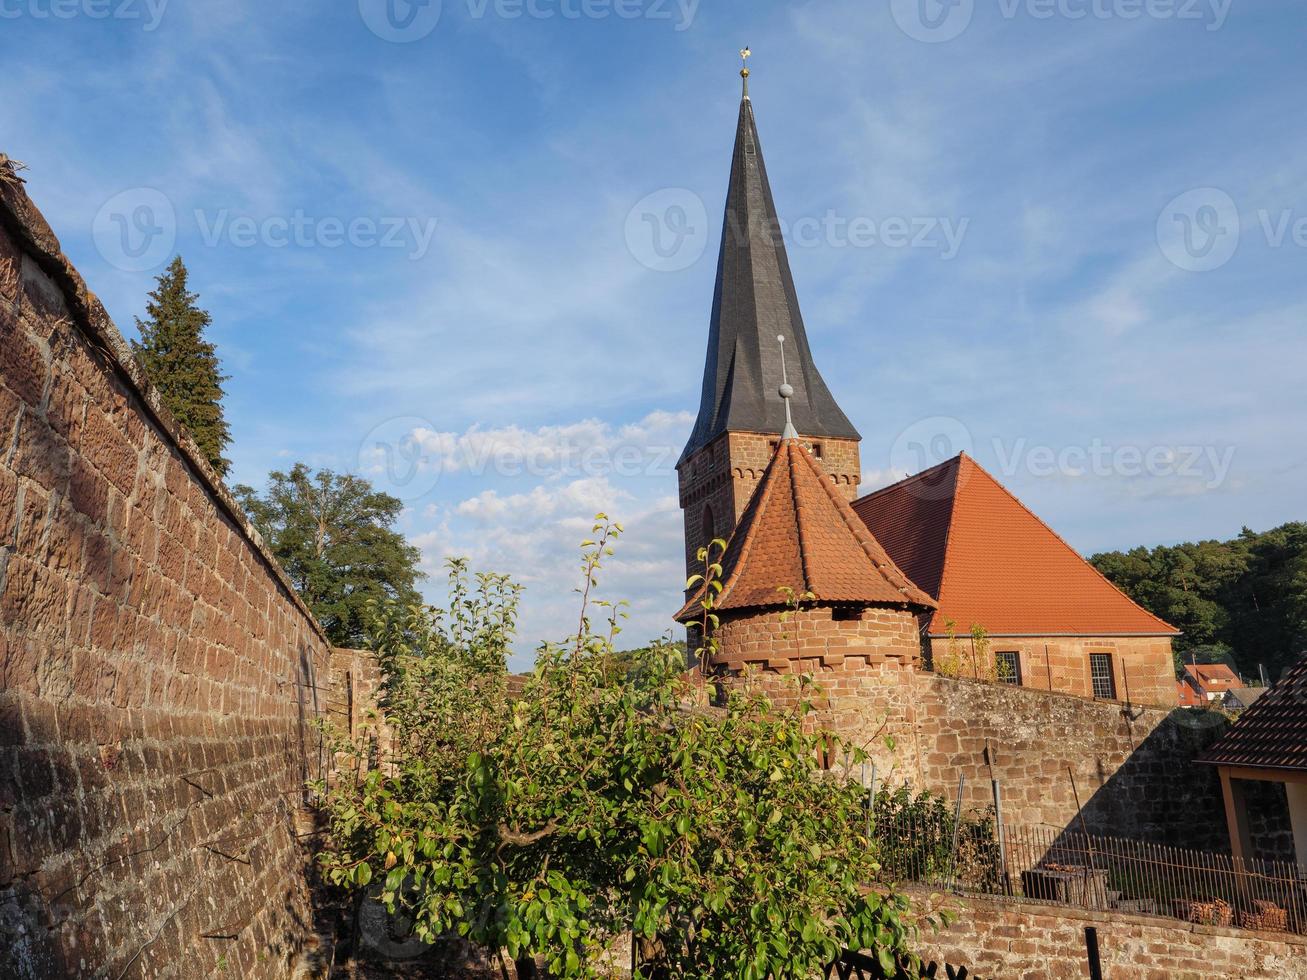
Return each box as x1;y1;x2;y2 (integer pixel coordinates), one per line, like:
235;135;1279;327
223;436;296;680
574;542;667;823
679;60;860;465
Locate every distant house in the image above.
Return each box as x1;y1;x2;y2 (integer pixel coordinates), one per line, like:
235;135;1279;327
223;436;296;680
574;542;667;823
1183;662;1243;702
1222;686;1268;712
1199;655;1307;867
1177;680;1207;707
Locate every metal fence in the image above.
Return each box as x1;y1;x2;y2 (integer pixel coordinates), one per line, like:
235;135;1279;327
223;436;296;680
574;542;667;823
872;807;1307;935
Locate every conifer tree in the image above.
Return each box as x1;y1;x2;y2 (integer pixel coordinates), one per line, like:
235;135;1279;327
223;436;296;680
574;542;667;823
132;256;232;476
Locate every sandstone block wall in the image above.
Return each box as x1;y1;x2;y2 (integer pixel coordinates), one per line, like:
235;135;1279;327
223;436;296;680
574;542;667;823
926;633;1179;708
0;176;332;978
327;647;388;764
711;605;920;673
917;892;1307;979
717;644;1229;848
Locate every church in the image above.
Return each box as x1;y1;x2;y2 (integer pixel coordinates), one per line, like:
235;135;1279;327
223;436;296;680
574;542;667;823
674;66;1179;711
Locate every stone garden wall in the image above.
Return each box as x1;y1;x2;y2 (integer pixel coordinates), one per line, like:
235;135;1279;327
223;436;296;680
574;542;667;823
0;169;332;978
917;892;1307;979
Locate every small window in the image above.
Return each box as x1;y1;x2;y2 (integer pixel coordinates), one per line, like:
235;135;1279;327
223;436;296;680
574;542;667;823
1090;653;1116;700
817;734;835;771
832;608;862;623
345;671;355;735
811;442;824;459
996;652;1021;686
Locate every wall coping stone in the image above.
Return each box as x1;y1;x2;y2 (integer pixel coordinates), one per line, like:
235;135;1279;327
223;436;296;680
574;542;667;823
910;887;1307;948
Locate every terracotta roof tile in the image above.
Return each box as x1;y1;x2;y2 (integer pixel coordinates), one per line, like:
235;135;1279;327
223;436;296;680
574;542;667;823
676;440;934;622
852;454;1179;637
1200;655;1307;771
1185;663;1241;690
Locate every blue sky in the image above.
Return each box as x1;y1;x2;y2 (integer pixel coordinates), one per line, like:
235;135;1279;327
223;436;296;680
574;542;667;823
4;0;1304;667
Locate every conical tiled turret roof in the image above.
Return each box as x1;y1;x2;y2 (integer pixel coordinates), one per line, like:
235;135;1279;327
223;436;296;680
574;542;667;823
677;440;934;622
679;89;859;465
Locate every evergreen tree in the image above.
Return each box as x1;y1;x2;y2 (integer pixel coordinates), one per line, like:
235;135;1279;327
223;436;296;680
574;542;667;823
234;465;426;647
132;256;232;476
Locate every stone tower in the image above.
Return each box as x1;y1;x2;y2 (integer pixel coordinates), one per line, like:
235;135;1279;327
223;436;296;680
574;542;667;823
676;437;935;679
678;78;861;582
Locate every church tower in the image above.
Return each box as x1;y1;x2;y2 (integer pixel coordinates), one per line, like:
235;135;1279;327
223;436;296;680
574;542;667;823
679;66;862;580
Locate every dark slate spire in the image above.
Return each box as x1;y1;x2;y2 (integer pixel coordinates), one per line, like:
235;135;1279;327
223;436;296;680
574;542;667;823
680;85;860;465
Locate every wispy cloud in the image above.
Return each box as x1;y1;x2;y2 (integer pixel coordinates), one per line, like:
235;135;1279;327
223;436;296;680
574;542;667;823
2;0;1303;660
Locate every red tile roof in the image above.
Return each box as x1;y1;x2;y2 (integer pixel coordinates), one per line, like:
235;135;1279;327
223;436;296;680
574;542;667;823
1200;655;1307;772
1185;663;1241;691
852;454;1180;637
676;440;934;622
1177;680;1206;708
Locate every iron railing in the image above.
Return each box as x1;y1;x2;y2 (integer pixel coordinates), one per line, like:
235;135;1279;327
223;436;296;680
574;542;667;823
872;808;1307;935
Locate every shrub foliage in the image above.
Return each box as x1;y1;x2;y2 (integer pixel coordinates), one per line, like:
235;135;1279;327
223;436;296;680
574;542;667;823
313;517;929;978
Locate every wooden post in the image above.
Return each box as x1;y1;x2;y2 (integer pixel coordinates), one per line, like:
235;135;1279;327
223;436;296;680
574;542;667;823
1219;767;1253;861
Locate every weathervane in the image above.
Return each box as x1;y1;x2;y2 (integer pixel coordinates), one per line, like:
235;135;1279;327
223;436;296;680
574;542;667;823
740;46;751;98
777;334;798;440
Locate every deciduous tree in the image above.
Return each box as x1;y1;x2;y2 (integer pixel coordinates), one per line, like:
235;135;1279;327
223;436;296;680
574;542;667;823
234;464;425;647
314;518;932;978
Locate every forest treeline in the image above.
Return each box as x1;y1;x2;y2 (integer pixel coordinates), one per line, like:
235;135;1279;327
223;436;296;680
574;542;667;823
1091;522;1307;681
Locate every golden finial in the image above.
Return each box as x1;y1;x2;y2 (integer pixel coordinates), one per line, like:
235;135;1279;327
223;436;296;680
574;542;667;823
740;46;751;97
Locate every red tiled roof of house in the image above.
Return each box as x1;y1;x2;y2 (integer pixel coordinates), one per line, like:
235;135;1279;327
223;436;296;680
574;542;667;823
1177;679;1206;707
675;440;935;623
852;454;1180;637
1185;662;1241;691
1200;655;1307;771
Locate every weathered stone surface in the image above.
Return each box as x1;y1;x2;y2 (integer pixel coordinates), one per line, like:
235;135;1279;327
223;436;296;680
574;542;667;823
716;638;1232;849
917;892;1307;979
0;194;332;978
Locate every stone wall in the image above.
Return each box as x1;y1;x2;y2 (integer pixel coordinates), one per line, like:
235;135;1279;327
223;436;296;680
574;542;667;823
718;649;1230;848
711;605;920;673
0;173;332;977
916;891;1307;979
925;633;1179;708
327;647;388;764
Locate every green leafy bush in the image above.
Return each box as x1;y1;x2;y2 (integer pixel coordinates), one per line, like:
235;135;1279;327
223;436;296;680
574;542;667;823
312;518;932;978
